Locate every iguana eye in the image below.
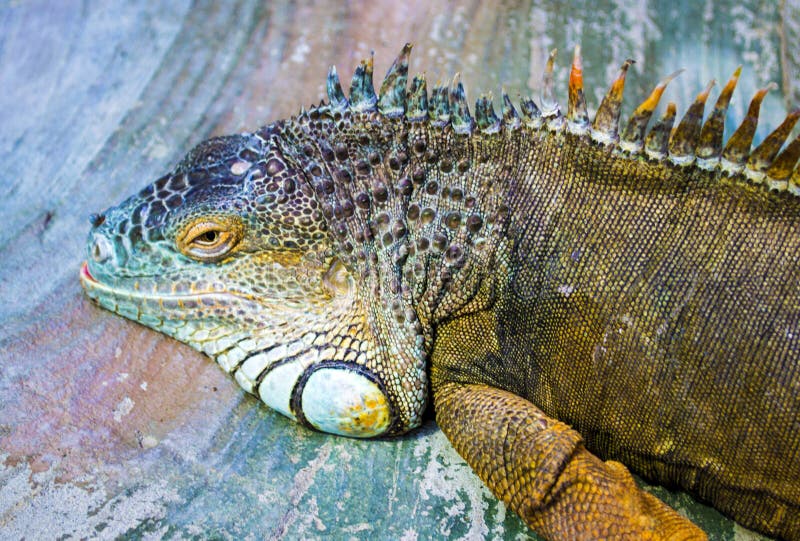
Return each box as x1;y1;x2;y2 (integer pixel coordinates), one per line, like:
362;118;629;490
177;218;243;262
195;230;220;245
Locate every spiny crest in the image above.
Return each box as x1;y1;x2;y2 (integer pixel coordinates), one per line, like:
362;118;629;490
541;49;561;124
406;74;428;121
377;43;411;117
566;45;590;134
592;59;634;144
721;84;776;172
645;103;677;159
326;65;348;111
519;97;543;129
349;54;377;113
449;74;475;135
475;93;501;134
318;43;800;196
501;90;521;131
668;80;715;164
619;69;683;153
696;67;742;165
429;81;450;126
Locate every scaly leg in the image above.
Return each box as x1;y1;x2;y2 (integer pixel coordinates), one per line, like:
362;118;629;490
434;382;706;540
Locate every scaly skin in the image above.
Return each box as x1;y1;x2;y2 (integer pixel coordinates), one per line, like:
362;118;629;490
81;45;800;540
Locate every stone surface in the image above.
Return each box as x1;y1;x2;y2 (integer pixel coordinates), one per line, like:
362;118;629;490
1;1;795;539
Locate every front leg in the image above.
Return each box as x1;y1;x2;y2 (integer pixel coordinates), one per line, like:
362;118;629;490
434;381;706;540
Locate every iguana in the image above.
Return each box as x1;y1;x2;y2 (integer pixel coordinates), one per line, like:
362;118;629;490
80;44;800;540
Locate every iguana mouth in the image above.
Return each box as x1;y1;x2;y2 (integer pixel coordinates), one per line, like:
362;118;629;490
79;261;259;307
79;261;97;284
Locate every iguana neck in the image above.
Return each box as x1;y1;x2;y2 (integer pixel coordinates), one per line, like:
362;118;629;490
264;113;521;334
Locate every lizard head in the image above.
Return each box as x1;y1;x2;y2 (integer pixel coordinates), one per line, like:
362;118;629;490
82;132;341;346
81;128;408;436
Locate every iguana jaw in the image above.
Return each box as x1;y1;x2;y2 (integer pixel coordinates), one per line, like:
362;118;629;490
81;260;262;315
79;259;264;346
79;254;339;344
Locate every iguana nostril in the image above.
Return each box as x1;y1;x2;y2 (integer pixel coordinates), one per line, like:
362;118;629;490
89;213;106;227
91;234;113;263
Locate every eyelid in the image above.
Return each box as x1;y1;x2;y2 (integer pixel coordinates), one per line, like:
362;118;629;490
176;217;244;262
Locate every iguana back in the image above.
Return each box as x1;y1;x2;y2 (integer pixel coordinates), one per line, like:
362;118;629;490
432;130;800;536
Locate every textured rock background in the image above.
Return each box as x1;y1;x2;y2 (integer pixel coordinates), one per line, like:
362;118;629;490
2;1;797;539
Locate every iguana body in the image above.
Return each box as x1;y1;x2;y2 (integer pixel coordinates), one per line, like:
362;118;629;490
81;45;800;540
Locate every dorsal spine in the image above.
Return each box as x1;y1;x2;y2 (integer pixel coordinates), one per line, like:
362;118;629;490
308;45;800;198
